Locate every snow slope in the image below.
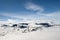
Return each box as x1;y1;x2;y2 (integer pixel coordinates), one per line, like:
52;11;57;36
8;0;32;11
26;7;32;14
0;26;60;40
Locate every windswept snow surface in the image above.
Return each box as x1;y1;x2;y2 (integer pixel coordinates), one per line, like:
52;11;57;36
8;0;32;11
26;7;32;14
0;26;60;40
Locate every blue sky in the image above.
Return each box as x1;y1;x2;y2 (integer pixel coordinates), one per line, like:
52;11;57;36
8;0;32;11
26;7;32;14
0;0;60;23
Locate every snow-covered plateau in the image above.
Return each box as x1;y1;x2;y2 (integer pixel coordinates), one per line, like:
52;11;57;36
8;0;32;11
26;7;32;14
0;25;60;40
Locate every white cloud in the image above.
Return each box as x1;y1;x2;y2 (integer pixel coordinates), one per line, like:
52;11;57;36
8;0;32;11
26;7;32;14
0;21;8;24
25;2;44;12
0;1;59;24
0;19;18;24
37;11;60;17
0;2;60;24
46;12;60;17
0;2;45;23
1;11;60;21
0;12;55;24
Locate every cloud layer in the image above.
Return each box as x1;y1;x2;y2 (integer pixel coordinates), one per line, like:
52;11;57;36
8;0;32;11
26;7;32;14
25;2;44;12
0;2;60;24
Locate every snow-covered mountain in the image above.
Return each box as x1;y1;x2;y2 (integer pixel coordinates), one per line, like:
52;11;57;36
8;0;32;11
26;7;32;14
0;20;60;40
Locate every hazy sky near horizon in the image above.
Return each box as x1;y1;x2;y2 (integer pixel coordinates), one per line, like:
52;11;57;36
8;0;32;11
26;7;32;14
0;0;60;23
